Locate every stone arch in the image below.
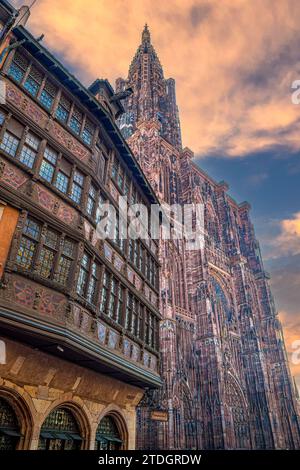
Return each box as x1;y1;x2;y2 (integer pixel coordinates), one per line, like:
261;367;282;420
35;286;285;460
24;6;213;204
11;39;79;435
96;406;129;450
172;379;195;449
38;400;91;450
0;386;34;450
208;273;237;328
224;372;250;449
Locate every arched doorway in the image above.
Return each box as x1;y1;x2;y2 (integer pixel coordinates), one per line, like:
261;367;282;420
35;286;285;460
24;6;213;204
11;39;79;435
95;415;123;450
0;397;22;450
38;407;83;450
225;374;250;449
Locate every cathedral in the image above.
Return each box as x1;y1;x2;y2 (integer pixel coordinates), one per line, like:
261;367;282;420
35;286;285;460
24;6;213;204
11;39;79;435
116;25;300;449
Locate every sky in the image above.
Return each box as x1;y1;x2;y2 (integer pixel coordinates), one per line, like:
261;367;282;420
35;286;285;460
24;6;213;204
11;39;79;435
10;0;300;388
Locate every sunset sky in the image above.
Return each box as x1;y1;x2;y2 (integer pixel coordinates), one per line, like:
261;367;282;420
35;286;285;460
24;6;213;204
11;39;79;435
10;0;300;388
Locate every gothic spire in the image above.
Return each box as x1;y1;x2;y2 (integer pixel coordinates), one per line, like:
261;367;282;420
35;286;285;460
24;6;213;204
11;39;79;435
142;23;151;45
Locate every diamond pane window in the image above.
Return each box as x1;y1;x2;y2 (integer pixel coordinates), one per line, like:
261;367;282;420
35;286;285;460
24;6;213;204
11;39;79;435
8;52;28;83
56;104;68;123
69;116;81;135
39;89;53;110
56;95;71;123
24;76;39;97
82;127;92;145
8;62;24;82
39;80;56;110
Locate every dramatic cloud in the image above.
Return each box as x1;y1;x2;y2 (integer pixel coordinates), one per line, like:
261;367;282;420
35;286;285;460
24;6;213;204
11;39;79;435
273;212;300;258
11;0;300;157
278;311;300;390
10;0;300;390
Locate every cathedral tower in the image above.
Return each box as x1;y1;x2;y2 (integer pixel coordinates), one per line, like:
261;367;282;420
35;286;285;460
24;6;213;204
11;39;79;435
117;26;300;450
116;24;182;149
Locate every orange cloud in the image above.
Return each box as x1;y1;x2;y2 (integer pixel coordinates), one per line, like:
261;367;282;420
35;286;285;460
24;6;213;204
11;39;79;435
10;0;300;157
279;311;300;390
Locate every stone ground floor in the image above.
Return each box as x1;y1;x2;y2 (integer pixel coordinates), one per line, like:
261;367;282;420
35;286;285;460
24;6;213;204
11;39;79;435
0;337;144;450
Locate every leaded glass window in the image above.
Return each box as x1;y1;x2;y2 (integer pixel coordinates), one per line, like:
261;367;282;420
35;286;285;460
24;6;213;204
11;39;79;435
19;132;40;168
39;146;58;183
126;292;133;331
24;65;43;97
38;407;82;451
55;170;69;194
86;184;96;217
8;52;29;83
69;107;82;136
56;95;71;124
95;416;122;451
0;131;20;157
77;253;99;302
39;80;57;111
70;170;84;204
0;398;21;450
55;238;74;286
17;218;41;269
77;253;90;297
116;286;124;324
108;277;117;318
100;271;110;313
36;229;58;279
86;261;98;304
82;119;94;145
16;217;75;287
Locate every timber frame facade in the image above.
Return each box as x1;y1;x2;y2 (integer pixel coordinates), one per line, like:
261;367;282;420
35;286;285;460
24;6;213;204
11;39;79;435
0;1;161;450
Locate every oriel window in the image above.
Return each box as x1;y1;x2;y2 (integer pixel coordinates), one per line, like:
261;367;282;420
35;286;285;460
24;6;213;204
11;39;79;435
16;216;75;287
